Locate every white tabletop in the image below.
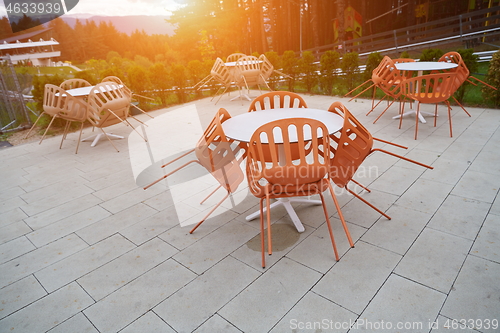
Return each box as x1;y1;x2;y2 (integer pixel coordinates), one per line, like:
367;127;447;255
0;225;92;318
224;60;262;67
395;61;458;72
222;108;343;143
65;86;93;97
65;84;123;97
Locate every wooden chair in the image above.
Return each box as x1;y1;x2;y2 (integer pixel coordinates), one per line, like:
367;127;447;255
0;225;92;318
246;118;340;268
402;72;457;139
85;82;146;151
327;102;433;222
59;79;91;90
210;58;234;104
248;91;307;112
144;108;246;233
24;84;70;143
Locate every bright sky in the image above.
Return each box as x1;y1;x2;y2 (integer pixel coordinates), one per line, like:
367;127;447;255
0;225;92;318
0;0;184;17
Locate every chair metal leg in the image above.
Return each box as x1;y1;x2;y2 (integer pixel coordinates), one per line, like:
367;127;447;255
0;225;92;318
189;191;230;234
319;190;339;261
24;112;45;139
260;198;266;268
328;183;354;248
345;186;392;220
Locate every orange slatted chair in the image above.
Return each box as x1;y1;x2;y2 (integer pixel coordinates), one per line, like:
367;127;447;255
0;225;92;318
235;55;272;95
59;79;91;90
247;91;307;112
437;51;496;118
24;84;73;143
210;58;234;104
86;82;146;151
402;72;457;139
226;53;246;63
367;57;406;123
144;108;246;234
101;76;154;122
326;102;433;220
246;118;340;268
57;94;89;154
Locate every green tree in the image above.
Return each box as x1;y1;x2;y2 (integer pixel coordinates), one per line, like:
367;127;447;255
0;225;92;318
320;50;340;95
420;49;444;62
298;51;317;93
483;50;500;106
341;52;359;92
171;63;188;103
128;65;150;96
282;50;299;92
149;63;171;106
455;49;478;103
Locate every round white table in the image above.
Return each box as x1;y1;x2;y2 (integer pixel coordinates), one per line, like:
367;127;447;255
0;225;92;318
393;61;458;123
222;108;343;232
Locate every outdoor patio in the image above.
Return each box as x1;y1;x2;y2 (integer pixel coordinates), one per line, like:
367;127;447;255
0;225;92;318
0;92;499;333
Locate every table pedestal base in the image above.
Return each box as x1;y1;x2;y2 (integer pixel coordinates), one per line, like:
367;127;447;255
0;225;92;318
392;110;436;124
82;133;124;147
245;197;322;233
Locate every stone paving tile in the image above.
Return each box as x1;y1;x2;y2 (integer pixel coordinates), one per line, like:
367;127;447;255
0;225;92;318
19;181;94;217
121;311;176;333
441;256;500;333
76;203;158;245
78;237;177;301
0;235;88;289
349;274;446;333
420;157;470;186
26;205;112;247
394;228;473;293
0;208;27;229
361;205;432;255
23;193;103;230
173;218;257;274
0;275;46;320
119;209;178;245
313;241;402;315
218;257;322;333
0;236;36;265
154;256;260;333
0;282;94;333
469;149;500;176
47;313;99;333
437;141;482;163
0;220;32;245
269;291;358;333
0;196;27;216
395;178;454;215
99;183;167;214
83;259;196;333
451;169;500;204
193;314;241;333
35;234;136;293
335;189;398;228
286;220;366;274
368;165;424;196
491;195;500;216
470;214;500;263
427;194;490;240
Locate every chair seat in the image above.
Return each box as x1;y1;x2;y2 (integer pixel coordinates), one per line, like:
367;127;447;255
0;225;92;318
263;165;329;186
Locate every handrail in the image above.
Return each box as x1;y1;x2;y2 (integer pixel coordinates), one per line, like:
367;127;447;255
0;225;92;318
305;7;500;58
